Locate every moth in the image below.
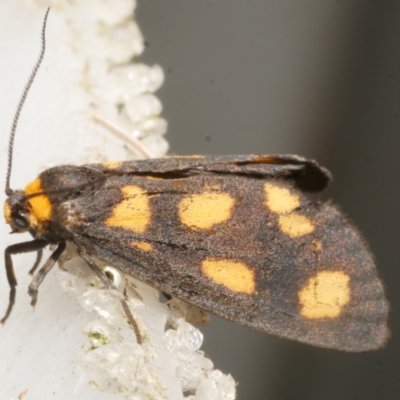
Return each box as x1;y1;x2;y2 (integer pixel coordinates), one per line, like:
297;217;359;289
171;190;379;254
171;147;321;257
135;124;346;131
2;9;389;352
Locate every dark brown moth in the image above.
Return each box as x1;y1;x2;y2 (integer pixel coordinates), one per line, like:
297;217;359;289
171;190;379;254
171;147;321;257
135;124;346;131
2;9;389;352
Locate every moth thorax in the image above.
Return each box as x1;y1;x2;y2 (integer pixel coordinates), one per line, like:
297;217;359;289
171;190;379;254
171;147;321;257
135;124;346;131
24;178;52;228
3;200;12;225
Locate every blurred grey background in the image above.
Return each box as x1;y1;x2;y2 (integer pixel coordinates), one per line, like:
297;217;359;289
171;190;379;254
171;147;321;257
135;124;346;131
137;1;400;399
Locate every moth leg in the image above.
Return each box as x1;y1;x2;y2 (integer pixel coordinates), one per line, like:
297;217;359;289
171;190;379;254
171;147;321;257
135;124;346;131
28;241;66;307
2;239;48;324
77;248;143;344
28;249;43;275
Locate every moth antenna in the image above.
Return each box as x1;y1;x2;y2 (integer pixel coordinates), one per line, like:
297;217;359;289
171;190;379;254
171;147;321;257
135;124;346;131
5;8;50;196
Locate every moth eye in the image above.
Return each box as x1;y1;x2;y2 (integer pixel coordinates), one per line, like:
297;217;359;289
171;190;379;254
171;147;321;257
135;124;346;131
13;215;29;231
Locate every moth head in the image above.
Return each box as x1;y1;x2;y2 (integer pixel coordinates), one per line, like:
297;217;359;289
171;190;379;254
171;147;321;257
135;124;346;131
4;191;31;233
4;179;52;234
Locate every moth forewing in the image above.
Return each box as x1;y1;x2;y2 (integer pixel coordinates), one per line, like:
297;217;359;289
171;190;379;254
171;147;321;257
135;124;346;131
4;155;388;351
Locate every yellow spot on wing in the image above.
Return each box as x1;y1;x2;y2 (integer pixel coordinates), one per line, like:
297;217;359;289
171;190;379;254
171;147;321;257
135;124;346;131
201;259;256;294
167;155;204;158
299;271;350;319
106;185;150;232
312;240;323;252
3;201;11;224
278;214;314;237
131;241;153;251
24;179;52;224
264;183;300;214
103;161;122;169
179;190;234;230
